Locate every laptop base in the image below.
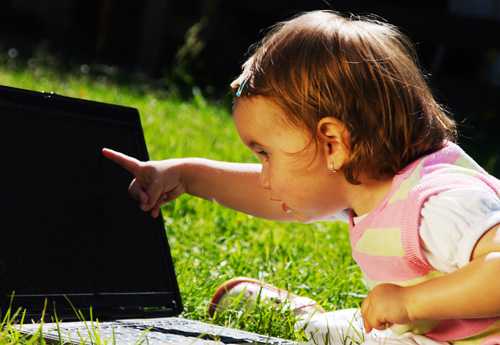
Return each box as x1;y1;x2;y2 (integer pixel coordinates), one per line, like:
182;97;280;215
18;317;299;345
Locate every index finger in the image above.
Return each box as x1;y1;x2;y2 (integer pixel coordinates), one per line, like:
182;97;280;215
101;148;142;174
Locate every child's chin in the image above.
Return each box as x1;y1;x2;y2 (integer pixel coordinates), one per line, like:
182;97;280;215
292;212;314;223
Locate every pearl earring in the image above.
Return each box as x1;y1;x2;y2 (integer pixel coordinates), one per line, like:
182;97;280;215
328;161;337;173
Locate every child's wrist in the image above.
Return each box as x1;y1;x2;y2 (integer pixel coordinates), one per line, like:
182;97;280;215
176;158;243;199
175;157;207;195
402;285;425;322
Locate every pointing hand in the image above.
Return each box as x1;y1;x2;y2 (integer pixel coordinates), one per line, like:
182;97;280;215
101;148;186;218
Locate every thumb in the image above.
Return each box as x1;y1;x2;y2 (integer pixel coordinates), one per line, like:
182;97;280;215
364;319;372;333
361;300;373;333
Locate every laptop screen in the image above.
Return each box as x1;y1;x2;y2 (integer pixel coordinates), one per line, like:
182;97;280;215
0;86;182;320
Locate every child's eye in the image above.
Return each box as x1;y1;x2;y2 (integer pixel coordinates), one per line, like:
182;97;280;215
254;150;269;160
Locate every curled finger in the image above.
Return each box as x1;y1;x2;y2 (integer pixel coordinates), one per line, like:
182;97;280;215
151;205;161;218
129;180;149;210
151;184;184;209
150;192;170;218
374;321;392;331
163;184;184;203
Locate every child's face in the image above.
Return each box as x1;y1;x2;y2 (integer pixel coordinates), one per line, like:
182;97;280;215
233;96;347;222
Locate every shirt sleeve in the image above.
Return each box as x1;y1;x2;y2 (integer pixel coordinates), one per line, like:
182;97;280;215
419;185;500;273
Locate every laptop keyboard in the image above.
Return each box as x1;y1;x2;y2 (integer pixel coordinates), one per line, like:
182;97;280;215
22;317;299;345
43;323;219;344
118;317;297;344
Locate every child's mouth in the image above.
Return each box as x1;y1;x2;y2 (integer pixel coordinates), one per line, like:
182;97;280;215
282;203;293;214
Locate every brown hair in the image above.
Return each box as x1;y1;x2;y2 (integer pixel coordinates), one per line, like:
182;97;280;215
232;10;457;184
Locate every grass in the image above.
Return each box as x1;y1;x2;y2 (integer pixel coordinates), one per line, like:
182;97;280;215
0;57;366;344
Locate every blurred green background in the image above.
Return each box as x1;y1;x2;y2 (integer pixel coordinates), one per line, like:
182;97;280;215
1;0;498;176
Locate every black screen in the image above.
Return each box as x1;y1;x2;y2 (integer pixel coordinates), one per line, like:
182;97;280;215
0;86;182;319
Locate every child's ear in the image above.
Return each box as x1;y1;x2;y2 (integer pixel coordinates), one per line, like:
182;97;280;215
316;117;350;171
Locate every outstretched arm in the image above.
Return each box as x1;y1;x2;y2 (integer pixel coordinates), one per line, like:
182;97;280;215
102;149;294;221
180;158;293;221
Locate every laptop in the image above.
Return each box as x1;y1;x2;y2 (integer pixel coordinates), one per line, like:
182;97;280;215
0;85;298;345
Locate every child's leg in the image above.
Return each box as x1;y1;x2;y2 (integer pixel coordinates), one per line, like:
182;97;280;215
208;277;324;317
296;308;366;345
208;278;448;345
297;309;449;345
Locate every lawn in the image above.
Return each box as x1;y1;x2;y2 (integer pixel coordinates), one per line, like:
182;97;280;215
0;61;365;344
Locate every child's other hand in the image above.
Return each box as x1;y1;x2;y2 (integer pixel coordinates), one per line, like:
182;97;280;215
101;148;185;218
361;283;411;333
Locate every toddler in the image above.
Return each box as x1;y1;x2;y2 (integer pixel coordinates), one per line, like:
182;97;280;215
102;10;500;345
